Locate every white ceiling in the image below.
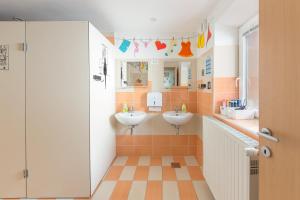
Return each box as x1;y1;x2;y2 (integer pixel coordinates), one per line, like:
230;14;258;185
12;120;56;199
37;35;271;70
0;0;221;33
0;0;258;33
216;0;259;27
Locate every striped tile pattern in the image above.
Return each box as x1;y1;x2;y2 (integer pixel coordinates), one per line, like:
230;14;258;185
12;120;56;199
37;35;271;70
1;156;214;200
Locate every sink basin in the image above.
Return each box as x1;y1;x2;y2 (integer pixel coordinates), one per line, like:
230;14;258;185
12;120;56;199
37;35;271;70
163;111;193;126
115;111;147;126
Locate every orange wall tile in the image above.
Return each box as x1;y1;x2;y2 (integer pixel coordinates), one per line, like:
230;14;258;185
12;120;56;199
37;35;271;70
213;77;239;113
116;82;152;112
197;91;213;116
116;135;203;161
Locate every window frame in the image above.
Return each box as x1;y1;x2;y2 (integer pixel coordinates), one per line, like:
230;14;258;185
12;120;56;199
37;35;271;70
239;15;259;106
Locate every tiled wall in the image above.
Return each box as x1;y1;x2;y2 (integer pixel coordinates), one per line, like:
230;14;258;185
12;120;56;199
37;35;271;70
116;81;151;112
163;88;197;113
116;86;197;113
213;77;239;113
116;135;202;162
197;91;213;116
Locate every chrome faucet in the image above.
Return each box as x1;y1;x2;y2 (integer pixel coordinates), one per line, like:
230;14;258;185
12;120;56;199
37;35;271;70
129;105;134;112
175;106;179;113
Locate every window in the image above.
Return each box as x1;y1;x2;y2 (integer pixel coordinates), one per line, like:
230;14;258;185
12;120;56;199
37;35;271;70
239;16;259;110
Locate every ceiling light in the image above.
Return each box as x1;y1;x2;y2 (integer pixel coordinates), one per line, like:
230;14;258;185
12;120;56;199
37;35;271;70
150;17;157;22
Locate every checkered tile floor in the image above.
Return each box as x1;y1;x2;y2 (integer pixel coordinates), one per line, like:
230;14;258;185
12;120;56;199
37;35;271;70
92;156;214;200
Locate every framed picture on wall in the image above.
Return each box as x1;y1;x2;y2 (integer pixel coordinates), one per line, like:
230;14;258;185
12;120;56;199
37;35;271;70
205;56;212;76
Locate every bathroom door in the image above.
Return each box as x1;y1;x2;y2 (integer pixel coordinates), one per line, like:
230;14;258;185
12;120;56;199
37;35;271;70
259;0;300;199
25;22;91;198
0;22;26;198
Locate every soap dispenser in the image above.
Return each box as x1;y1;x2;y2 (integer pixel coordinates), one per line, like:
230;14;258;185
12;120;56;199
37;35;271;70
122;103;128;112
182;104;187;112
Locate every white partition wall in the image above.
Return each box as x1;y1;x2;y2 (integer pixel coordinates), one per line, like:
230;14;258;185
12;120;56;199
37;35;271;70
0;21;116;199
0;21;26;198
89;23;116;194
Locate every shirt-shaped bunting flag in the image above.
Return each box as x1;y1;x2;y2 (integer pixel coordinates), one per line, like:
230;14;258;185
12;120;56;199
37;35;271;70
119;39;131;53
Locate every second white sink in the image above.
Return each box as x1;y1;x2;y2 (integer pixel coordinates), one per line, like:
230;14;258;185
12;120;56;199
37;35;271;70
163;111;193;126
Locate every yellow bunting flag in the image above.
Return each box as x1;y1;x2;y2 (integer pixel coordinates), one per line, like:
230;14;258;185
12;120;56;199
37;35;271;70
197;33;205;48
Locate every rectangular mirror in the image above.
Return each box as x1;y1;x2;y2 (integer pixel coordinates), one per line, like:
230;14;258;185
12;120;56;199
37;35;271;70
164;61;192;89
121;61;148;87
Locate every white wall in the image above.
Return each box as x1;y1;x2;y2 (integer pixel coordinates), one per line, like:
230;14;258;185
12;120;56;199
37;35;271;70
214;45;238;77
89;23;116;194
214;23;238;46
214;23;239;77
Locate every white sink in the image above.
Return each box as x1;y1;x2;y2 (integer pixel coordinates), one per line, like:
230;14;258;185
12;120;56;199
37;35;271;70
163;111;193;126
115;111;147;126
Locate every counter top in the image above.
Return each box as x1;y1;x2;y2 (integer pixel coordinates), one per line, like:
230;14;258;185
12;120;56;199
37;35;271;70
213;114;259;141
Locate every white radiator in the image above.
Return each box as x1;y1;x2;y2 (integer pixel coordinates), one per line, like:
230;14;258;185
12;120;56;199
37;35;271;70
203;116;259;200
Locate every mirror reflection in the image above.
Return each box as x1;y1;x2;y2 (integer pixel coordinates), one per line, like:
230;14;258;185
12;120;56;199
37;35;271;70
164;61;192;89
121;61;148;87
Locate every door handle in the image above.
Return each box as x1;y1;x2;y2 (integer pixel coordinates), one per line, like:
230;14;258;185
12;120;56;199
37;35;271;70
258;128;279;143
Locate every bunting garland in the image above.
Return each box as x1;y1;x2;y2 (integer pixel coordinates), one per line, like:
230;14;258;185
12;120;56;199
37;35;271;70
116;23;212;56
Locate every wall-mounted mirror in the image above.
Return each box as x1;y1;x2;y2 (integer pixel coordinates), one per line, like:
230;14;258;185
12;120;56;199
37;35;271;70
121;61;148;87
163;61;192;89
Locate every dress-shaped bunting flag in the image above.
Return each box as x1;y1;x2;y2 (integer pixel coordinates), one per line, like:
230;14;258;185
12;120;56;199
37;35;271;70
178;41;193;57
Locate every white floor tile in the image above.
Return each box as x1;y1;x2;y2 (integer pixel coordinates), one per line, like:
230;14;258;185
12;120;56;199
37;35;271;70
91;181;116;200
138;156;151;166
162;156;174;166
119;166;136;180
148;166;162;180
163;181;180;200
128;181;147;200
184;156;198;166
113;156;128;166
193;181;215;200
175;166;191;180
20;199;37;200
